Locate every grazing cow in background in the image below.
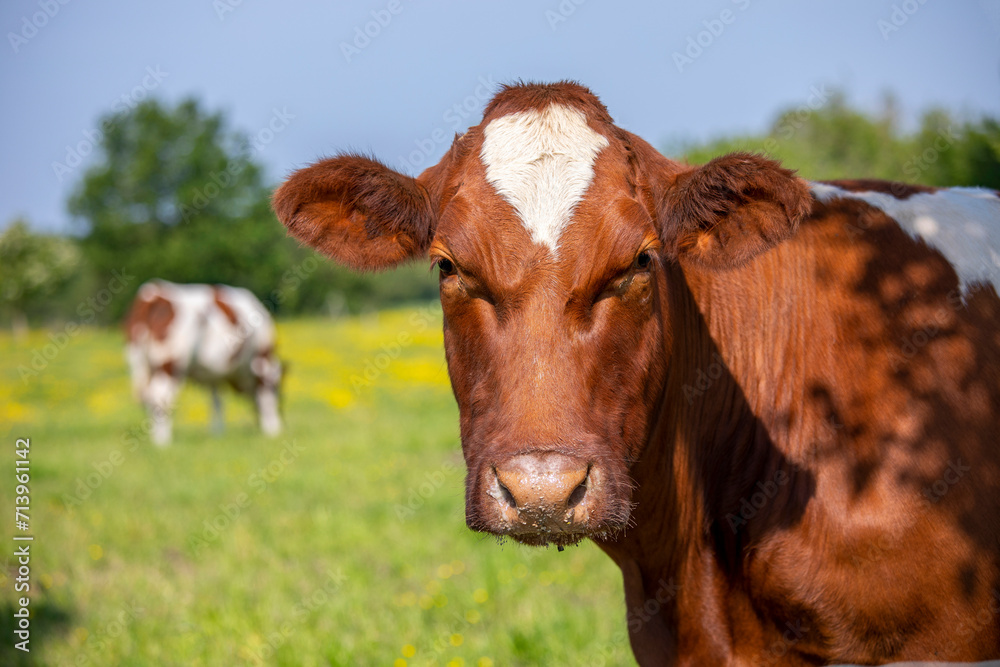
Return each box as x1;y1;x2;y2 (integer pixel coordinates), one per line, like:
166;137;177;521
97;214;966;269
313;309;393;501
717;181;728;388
273;82;1000;665
124;280;283;446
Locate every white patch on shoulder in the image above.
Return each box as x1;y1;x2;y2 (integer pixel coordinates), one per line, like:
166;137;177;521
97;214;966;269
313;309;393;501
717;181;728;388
481;104;609;253
810;183;1000;293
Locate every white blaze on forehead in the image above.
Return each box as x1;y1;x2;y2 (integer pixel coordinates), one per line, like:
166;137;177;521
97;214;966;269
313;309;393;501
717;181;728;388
481;103;610;253
811;183;1000;294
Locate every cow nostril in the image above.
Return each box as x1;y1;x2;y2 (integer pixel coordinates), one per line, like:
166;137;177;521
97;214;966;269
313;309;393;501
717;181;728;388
496;478;518;509
567;479;588;509
493;454;590;518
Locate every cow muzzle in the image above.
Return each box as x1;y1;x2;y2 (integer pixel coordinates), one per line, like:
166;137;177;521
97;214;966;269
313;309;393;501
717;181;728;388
487;452;593;542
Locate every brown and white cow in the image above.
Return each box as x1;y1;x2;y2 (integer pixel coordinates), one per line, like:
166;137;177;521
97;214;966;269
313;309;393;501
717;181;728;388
124;280;283;446
273;82;1000;665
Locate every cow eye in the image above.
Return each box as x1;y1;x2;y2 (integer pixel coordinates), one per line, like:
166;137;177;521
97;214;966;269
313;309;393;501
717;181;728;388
436;257;456;277
634;251;652;271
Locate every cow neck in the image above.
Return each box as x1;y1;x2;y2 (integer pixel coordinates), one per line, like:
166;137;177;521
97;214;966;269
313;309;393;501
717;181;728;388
675;247;824;555
601;250;828;658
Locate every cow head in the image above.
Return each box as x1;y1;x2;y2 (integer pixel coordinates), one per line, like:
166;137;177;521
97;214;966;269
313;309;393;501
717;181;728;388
252;351;284;437
273;82;811;546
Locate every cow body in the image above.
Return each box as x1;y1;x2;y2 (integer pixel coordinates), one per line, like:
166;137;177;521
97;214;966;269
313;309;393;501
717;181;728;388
611;182;1000;664
273;82;1000;664
124;280;282;445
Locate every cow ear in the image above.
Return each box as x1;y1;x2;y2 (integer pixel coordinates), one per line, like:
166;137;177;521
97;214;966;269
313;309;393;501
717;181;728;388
272;154;438;271
659;153;813;270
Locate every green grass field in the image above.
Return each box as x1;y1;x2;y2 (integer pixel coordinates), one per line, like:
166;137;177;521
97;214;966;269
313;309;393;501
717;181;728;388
0;306;634;666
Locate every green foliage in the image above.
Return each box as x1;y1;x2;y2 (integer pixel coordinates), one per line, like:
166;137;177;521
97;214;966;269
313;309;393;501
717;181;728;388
0;219;81;332
68;98;298;321
914;113;1000;188
673;90;1000;189
66;97;438;323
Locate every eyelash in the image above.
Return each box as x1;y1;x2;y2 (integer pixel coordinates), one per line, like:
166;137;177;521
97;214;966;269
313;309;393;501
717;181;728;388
435;250;652;301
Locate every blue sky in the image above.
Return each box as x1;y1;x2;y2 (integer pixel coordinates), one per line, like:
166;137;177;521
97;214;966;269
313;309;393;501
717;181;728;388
2;0;998;233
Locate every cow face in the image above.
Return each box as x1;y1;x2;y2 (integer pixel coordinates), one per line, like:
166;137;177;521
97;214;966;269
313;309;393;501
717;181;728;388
273;83;811;546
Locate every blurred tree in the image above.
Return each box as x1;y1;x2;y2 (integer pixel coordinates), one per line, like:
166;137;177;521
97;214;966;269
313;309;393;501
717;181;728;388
673;90;999;190
68;97;436;322
913;111;1000;188
0;219;81;338
68;98;298;321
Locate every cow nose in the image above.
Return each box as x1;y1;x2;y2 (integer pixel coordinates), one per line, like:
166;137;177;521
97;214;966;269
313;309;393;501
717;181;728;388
492;453;591;531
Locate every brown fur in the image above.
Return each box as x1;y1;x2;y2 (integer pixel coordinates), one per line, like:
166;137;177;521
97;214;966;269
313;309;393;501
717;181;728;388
825;178;937;199
272;81;1000;665
213;287;239;325
662;152;813;269
482;80;615;125
272;154;435;271
123;293;174;342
